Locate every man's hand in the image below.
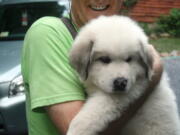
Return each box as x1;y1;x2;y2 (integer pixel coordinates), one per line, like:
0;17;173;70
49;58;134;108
148;44;163;87
46;100;84;135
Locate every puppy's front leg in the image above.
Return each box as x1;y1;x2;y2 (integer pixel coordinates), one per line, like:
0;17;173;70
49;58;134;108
66;92;121;135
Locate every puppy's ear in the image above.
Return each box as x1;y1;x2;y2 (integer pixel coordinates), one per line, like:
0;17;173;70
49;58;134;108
139;40;153;80
69;35;94;81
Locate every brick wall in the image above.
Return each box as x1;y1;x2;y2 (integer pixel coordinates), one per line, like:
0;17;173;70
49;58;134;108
128;0;180;22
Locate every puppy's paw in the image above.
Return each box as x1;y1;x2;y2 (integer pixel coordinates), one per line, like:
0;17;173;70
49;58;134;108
66;131;73;135
67;119;95;135
66;128;83;135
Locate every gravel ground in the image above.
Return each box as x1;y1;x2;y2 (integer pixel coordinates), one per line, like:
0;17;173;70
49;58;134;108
163;56;180;114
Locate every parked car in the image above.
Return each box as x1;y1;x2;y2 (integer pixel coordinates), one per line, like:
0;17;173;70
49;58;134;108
0;0;69;134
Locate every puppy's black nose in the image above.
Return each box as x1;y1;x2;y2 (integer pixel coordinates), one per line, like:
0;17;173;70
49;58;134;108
113;77;128;91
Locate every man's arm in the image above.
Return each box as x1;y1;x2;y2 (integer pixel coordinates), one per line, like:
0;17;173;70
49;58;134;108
46;101;84;135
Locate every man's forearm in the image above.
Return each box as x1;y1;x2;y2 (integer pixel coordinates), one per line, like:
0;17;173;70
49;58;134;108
46;100;84;135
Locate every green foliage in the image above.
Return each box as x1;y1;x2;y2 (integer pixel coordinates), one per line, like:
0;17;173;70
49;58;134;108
123;0;138;8
156;8;180;37
138;22;153;36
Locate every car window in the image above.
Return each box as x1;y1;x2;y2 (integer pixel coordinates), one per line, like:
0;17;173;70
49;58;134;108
0;1;69;40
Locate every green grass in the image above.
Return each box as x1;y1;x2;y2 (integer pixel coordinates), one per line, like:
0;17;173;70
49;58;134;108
150;38;180;53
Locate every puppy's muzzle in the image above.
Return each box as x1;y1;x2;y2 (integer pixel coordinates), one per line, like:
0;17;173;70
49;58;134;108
113;77;128;92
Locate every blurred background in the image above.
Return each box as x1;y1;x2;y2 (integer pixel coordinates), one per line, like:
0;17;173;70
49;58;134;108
121;0;180;55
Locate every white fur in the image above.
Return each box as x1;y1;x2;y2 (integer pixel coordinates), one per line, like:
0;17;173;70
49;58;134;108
68;15;180;135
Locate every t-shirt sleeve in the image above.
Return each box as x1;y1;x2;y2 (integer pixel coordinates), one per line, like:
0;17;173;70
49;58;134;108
23;20;85;112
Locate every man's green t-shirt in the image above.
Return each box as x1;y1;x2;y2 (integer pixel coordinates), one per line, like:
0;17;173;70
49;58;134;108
21;16;85;135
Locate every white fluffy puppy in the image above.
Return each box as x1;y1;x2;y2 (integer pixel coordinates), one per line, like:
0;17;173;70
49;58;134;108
68;15;180;135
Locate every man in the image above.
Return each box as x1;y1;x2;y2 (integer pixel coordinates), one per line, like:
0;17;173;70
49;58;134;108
21;0;163;135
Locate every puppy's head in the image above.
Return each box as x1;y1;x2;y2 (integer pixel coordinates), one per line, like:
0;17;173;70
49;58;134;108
69;15;153;93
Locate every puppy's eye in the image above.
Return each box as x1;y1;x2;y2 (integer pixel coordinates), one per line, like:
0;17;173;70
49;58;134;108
125;56;132;62
96;56;111;64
